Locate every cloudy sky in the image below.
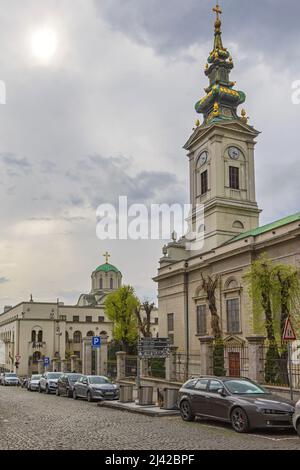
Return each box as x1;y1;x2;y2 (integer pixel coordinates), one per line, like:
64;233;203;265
0;0;299;311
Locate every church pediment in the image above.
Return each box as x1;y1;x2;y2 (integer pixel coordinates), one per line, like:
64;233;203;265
183;120;260;151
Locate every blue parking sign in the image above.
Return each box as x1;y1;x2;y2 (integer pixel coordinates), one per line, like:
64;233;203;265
92;336;101;348
44;357;50;366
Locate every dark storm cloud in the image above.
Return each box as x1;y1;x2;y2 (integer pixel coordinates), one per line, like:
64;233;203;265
97;0;300;67
66;154;187;208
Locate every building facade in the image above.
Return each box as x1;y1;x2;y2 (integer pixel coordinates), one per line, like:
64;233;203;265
0;256;121;376
0;254;159;376
154;5;300;377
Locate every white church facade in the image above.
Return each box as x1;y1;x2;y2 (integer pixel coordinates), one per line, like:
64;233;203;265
0;254;159;376
154;5;300;378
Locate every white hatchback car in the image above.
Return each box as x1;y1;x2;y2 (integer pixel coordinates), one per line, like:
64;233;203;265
293;399;300;437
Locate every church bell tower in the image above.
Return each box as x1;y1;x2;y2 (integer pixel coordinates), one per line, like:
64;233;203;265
184;3;261;252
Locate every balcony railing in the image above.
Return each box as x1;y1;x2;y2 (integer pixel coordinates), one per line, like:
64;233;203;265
31;342;46;349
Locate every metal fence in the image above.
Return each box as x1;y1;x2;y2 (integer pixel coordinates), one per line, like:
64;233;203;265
147;358;166;379
106;360;117;380
168;353;201;383
261;345;300;388
125;356;137;378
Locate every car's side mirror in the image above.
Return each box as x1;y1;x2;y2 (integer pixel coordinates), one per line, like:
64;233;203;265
218;388;226;397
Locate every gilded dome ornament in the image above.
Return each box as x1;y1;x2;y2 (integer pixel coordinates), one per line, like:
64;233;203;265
241;108;249;123
213;102;220;117
194;2;246;125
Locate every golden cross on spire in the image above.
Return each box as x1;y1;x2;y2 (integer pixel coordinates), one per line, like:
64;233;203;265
213;2;222;20
103;251;110;264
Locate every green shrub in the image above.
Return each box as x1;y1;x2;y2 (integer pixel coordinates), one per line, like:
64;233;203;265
213;340;226;376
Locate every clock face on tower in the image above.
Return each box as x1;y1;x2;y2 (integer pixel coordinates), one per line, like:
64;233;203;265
228;147;240;160
198;151;208;166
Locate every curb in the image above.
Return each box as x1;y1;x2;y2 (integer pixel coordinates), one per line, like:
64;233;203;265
97;401;180;417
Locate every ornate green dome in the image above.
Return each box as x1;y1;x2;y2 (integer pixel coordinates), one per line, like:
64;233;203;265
194;3;247;127
95;263;120;274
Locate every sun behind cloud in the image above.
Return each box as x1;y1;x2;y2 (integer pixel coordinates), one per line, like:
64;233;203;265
30;27;58;65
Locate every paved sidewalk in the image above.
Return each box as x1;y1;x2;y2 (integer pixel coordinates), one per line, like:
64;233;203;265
97;400;180;416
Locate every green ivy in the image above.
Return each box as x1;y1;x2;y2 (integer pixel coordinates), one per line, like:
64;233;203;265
213;339;226;376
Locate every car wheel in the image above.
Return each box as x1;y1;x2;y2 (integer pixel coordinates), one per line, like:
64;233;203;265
179;400;195;422
87;391;94;403
297;421;300;438
231;407;250;433
73;389;78;400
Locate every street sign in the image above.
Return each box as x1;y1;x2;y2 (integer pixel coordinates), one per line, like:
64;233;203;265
138;337;171;359
283;318;297;341
44;357;50;366
92;336;101;348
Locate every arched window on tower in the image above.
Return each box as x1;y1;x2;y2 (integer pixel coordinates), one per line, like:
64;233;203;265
37;330;43;342
100;277;103;289
31;330;36;343
110;278;113;289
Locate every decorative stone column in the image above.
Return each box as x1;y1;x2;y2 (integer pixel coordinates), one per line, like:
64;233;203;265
116;351;126;381
82;338;92;375
246;335;266;383
199;336;214;376
38;359;44;375
165;347;178;382
70;355;78;373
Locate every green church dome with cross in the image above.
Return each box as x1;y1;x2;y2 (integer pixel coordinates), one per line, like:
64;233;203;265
95;252;121;274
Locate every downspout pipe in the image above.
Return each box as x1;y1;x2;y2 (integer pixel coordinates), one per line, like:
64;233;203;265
184;262;189;380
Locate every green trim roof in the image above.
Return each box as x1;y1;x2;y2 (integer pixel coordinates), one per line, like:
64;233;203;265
229;212;300;243
95;263;120;274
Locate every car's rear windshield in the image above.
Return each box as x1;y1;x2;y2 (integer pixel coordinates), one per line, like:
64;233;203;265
89;376;110;385
31;375;41;379
47;373;62;379
68;374;82;382
225;379;266;395
5;373;17;377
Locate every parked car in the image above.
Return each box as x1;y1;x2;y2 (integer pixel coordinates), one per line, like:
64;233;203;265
56;373;83;397
73;375;119;402
178;376;295;433
27;374;42;391
293;398;300;436
1;373;20;386
0;373;4;385
39;372;63;394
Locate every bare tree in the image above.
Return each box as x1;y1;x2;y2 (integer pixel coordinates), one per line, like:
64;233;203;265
135;300;155;338
201;274;221;339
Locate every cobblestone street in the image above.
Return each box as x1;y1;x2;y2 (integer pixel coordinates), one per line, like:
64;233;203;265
0;386;299;450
